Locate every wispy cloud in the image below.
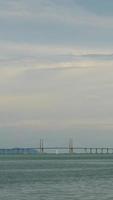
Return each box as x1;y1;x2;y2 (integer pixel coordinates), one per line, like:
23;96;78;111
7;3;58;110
1;118;113;131
0;94;55;112
0;0;113;146
0;0;113;29
0;41;113;71
1;41;113;56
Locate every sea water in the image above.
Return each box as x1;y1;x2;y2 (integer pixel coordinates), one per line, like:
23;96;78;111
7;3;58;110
0;154;113;200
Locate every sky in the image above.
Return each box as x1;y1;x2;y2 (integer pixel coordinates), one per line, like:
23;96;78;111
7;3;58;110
0;0;113;148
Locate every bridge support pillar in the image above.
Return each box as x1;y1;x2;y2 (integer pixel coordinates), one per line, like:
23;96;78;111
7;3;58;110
40;139;44;153
69;139;73;154
101;148;103;154
90;148;92;154
84;148;87;154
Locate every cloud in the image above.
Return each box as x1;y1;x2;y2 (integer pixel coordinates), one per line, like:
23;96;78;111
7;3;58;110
0;41;113;72
0;67;25;82
67;119;113;130
0;0;113;147
0;40;111;56
0;0;113;29
1;41;113;56
75;0;113;17
0;94;55;112
0;59;113;84
1;118;113;131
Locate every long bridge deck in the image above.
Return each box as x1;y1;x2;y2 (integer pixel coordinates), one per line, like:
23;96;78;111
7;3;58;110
37;147;113;154
0;147;113;154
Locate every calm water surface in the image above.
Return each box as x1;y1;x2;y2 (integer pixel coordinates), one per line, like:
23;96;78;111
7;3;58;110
0;154;113;200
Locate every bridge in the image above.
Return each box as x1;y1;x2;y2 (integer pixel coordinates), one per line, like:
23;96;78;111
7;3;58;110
37;147;113;154
37;139;113;154
0;139;113;154
0;147;112;155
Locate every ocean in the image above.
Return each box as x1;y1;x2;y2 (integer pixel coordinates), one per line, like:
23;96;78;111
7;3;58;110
0;154;113;200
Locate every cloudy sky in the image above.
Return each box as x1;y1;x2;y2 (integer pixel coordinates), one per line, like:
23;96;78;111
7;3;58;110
0;0;113;148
